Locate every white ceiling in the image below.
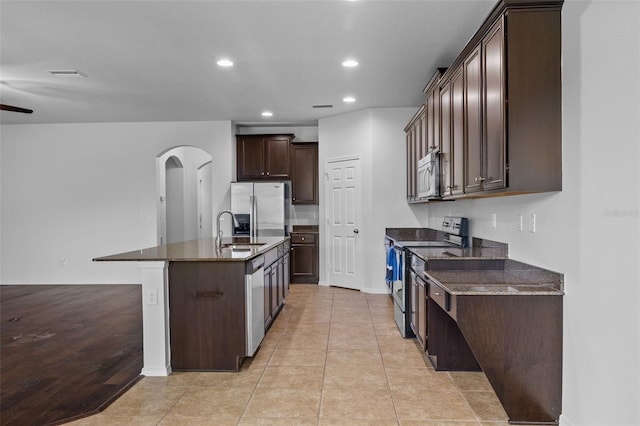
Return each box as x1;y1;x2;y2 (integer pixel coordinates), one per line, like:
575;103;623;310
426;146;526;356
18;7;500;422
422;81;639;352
0;0;496;126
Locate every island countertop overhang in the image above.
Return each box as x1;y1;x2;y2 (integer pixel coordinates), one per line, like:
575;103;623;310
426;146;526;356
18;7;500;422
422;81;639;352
93;236;290;262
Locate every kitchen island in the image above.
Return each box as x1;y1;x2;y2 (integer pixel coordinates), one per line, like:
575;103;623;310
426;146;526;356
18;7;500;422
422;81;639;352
94;236;290;375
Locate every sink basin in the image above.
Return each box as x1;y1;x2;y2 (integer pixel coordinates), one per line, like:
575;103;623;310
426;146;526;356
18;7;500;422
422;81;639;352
222;243;266;251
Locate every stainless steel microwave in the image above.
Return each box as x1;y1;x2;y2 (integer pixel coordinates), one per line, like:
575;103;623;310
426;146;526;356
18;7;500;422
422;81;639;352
417;151;440;199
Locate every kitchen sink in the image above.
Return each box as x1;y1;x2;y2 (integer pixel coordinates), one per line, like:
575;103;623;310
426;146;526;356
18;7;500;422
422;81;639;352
222;243;266;251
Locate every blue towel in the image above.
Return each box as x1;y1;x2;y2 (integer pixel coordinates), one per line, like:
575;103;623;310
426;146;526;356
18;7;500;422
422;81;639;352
386;246;402;283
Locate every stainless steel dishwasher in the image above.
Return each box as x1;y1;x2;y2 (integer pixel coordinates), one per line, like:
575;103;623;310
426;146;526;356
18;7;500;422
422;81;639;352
245;255;265;356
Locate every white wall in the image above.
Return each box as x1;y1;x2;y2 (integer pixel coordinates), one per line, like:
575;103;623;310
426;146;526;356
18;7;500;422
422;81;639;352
0;121;233;284
318;108;420;292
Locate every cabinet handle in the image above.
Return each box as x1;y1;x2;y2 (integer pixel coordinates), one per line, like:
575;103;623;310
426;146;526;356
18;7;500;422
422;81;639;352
301;237;305;241
474;176;485;182
261;172;265;176
292;197;296;201
192;290;224;299
433;292;442;296
266;172;270;176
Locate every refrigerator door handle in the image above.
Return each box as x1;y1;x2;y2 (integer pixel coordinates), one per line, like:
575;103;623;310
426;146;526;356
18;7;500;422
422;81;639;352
250;195;256;238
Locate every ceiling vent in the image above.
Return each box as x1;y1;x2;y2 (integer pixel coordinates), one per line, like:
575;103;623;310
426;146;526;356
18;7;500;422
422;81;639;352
47;70;86;77
312;104;333;109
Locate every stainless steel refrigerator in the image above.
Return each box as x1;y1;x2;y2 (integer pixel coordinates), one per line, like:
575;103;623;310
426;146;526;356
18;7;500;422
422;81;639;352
230;182;289;237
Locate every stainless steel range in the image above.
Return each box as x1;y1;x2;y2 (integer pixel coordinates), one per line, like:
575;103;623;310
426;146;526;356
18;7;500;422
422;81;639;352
385;217;468;337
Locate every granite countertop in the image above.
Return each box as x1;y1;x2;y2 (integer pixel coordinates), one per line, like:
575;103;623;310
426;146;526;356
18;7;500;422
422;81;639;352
425;259;564;296
93;236;289;262
385;228;562;296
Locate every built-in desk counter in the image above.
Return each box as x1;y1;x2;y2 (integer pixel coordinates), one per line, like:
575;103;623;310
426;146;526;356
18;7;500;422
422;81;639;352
407;250;564;425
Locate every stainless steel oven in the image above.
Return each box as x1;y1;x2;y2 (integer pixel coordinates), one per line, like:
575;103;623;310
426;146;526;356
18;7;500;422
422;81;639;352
387;217;468;338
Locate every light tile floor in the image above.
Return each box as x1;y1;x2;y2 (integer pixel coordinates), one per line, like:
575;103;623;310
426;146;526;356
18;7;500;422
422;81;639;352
67;284;508;425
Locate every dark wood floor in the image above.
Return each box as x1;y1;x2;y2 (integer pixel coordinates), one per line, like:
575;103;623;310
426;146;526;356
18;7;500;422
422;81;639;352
0;285;143;426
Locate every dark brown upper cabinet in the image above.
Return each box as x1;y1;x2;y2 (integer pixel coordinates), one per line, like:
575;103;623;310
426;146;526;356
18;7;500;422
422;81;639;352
290;142;318;205
236;134;293;181
404;105;425;202
440;67;465;198
409;0;563;202
463;45;484;194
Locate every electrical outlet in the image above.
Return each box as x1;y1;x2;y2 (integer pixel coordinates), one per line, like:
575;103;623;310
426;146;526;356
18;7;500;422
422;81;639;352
147;288;158;305
58;257;66;268
529;213;537;233
491;213;497;229
518;214;523;232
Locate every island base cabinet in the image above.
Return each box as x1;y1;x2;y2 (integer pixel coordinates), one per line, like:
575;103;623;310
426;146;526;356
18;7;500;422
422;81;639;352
168;262;246;371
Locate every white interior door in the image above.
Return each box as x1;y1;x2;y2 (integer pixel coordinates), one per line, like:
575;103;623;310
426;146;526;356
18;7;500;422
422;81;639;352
326;157;362;290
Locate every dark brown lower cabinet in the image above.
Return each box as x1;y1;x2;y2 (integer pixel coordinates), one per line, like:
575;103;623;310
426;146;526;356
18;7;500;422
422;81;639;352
168;261;246;371
290;232;318;284
264;241;290;330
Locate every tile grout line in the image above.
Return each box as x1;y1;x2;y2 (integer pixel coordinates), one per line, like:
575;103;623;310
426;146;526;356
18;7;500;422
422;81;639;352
369;294;402;426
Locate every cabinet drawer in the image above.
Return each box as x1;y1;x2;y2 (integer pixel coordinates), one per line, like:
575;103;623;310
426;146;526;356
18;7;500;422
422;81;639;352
429;280;450;312
291;233;316;244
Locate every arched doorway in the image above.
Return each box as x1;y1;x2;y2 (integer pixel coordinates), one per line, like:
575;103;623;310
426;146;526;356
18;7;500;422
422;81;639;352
165;156;185;244
156;146;212;245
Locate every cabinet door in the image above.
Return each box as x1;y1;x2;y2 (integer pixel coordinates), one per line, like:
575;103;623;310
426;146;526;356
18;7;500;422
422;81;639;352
407;129;416;200
418;279;427;350
410;271;418;336
237;136;264;180
277;258;285;305
283;253;290;297
425;94;434;152
264;136;291;179
290;244;317;283
439;81;452;197
464;46;483;193
483;18;506;191
451;68;465;196
291;143;318;204
264;265;272;325
270;266;278;315
418;109;426;159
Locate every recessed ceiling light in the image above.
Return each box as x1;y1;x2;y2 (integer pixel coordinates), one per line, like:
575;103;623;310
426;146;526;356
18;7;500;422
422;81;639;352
343;96;356;103
216;59;234;67
261;111;273;117
342;59;359;68
47;70;86;77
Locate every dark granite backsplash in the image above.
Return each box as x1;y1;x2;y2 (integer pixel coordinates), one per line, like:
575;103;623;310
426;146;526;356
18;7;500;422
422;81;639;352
385;227;444;241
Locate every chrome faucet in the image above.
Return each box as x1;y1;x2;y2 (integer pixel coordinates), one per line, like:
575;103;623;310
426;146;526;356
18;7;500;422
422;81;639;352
216;210;238;249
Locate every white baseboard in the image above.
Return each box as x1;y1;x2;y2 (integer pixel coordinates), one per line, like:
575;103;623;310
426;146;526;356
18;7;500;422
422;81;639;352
559;413;575;426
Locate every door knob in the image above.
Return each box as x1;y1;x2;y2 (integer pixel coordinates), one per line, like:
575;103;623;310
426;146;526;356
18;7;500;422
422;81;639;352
353;229;359;234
